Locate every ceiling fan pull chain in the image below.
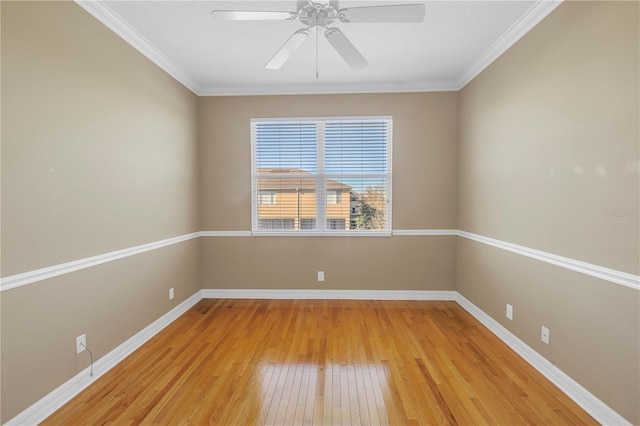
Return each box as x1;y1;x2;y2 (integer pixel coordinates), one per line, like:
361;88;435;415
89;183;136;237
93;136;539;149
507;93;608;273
316;27;319;79
212;2;425;72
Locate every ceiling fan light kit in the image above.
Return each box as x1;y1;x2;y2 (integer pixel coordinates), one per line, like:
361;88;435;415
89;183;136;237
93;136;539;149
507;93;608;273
211;1;426;72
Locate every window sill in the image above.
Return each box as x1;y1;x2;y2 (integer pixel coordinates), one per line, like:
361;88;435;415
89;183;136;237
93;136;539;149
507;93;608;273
251;231;392;237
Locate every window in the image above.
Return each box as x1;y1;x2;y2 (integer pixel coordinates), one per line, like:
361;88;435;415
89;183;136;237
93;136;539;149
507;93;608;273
300;218;316;230
258;219;295;230
327;218;346;230
252;117;392;234
327;190;340;204
258;190;276;205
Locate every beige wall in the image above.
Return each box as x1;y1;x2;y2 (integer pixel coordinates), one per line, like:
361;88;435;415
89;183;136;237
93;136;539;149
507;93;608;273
0;240;200;422
0;2;200;422
2;0;639;424
199;93;459;291
1;2;199;276
201;236;455;291
457;1;639;423
458;1;639;273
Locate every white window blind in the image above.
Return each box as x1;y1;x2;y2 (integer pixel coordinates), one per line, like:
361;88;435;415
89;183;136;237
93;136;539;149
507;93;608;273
251;117;392;234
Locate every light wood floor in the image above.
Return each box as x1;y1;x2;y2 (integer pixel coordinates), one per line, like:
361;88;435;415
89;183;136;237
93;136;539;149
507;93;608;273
43;299;596;425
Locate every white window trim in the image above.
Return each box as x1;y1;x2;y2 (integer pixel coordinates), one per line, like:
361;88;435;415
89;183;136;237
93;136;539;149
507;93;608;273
251;116;393;236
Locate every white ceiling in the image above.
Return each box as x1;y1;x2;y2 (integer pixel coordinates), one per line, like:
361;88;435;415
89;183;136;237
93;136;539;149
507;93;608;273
77;0;562;95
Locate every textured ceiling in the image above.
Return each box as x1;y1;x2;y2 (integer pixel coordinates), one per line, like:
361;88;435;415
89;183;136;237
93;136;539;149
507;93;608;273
81;1;561;95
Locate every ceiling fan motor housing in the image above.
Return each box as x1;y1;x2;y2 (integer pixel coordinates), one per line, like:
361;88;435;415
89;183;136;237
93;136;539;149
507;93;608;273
211;1;425;71
298;0;339;29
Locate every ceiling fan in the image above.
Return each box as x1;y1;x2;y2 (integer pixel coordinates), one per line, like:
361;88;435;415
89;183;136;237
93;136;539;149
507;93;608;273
211;1;426;71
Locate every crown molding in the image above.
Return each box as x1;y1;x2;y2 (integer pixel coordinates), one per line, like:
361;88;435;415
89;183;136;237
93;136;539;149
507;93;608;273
74;1;200;94
75;0;562;96
455;0;563;89
197;80;460;96
73;0;458;96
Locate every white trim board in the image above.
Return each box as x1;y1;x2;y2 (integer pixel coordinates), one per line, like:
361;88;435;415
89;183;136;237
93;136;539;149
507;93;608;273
197;80;460;97
457;230;640;291
455;293;631;426
201;289;456;301
2;230;638;293
7;289;452;425
393;229;458;236
199;231;251;237
0;233;200;292
74;1;200;93
5;291;202;426
455;0;563;89
73;0;562;96
7;289;629;426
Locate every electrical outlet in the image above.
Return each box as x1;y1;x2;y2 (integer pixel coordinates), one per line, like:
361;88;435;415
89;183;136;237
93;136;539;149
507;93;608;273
506;303;513;320
76;334;86;354
541;326;550;344
317;271;324;282
169;288;174;300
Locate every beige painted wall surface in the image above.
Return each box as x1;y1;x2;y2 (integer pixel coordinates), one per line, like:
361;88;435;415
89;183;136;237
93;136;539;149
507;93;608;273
1;1;199;276
199;93;458;231
201;236;456;291
457;2;640;423
1;2;200;422
458;1;639;273
198;93;458;291
1;240;200;423
457;238;639;424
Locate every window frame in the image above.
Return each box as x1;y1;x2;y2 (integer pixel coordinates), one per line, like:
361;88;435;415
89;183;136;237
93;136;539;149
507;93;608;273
251;116;393;236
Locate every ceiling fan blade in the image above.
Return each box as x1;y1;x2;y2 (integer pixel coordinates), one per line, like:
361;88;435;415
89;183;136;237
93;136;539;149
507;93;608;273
211;10;298;21
338;4;425;23
324;28;367;71
265;29;310;69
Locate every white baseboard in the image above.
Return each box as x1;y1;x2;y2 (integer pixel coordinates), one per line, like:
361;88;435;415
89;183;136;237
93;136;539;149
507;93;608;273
201;288;457;300
5;291;203;426
455;293;631;426
7;289;628;426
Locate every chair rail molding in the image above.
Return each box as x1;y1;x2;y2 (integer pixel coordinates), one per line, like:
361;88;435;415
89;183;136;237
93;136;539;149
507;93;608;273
2;230;637;292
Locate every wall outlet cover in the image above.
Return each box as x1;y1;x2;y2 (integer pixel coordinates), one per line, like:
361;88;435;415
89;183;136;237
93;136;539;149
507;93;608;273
541;326;550;344
76;334;86;354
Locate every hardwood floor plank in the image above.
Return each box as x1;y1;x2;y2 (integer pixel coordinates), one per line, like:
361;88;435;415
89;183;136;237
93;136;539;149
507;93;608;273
42;300;597;425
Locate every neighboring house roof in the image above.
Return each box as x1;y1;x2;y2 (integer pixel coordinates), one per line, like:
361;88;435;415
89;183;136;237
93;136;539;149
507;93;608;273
257;168;352;191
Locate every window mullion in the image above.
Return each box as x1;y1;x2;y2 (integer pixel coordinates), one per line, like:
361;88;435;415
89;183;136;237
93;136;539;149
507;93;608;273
252;116;391;235
251;121;258;232
316;121;326;231
386;118;393;232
